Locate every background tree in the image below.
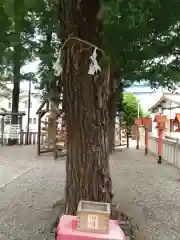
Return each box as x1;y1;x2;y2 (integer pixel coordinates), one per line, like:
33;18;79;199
122;92;143;130
0;0;38;144
108;78;131;153
34;0;60;94
103;0;180;151
104;0;180;83
23;72;38;144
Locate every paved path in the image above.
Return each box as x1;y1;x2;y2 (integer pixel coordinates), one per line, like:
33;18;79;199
111;146;180;240
0;146;65;240
1;145;180;239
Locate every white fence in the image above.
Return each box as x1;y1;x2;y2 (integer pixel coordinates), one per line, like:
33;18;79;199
140;129;180;168
114;125;127;146
21;132;46;145
0;132;46;145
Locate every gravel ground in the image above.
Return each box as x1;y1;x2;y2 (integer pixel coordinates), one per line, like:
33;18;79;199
0;146;65;240
111;146;180;240
1;145;180;240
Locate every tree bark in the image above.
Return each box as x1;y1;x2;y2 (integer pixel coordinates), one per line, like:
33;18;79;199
8;48;21;146
59;0;113;215
108;76;117;154
108;96;117;154
8;0;22;145
117;80;124;146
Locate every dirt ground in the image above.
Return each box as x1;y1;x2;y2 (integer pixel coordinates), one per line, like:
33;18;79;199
0;146;65;239
111;146;180;240
1;145;180;239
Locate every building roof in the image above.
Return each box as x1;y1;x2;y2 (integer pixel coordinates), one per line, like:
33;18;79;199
0;111;26;116
148;93;180;112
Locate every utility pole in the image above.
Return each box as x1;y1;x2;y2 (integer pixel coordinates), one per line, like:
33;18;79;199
25;78;31;145
137;98;140;118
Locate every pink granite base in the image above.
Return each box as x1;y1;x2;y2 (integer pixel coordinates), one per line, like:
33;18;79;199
56;215;126;240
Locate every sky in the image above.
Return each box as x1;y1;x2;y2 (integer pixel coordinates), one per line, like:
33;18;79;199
124;81;163;111
13;60;41;92
21;60;40;73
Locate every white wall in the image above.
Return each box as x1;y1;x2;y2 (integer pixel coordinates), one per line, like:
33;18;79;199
163;107;180;119
0;97;12;110
0;95;42;132
19;96;41;131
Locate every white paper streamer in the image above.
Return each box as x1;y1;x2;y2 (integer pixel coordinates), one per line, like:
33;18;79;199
53;49;63;76
88;48;101;75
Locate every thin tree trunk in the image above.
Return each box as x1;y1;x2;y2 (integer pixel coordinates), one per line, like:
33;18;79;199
108;77;117;154
108;95;116;154
8;0;22;146
108;72;123;153
59;0;113;215
117;80;124;146
8;48;21;146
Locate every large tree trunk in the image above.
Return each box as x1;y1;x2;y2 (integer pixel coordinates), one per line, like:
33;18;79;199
59;0;112;215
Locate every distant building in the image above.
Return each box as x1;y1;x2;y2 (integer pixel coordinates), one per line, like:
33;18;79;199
148;93;180;137
19;93;41;132
0;90;41;132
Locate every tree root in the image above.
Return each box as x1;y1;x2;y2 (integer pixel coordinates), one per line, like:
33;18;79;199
53;198;65;212
49;199;65;234
111;204;145;240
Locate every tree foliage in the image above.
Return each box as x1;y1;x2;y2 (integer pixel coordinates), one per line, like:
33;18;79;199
122;92;143;129
33;0;59;93
0;0;37;76
1;0;179;92
104;0;180;88
0;0;38;135
1;0;180;92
